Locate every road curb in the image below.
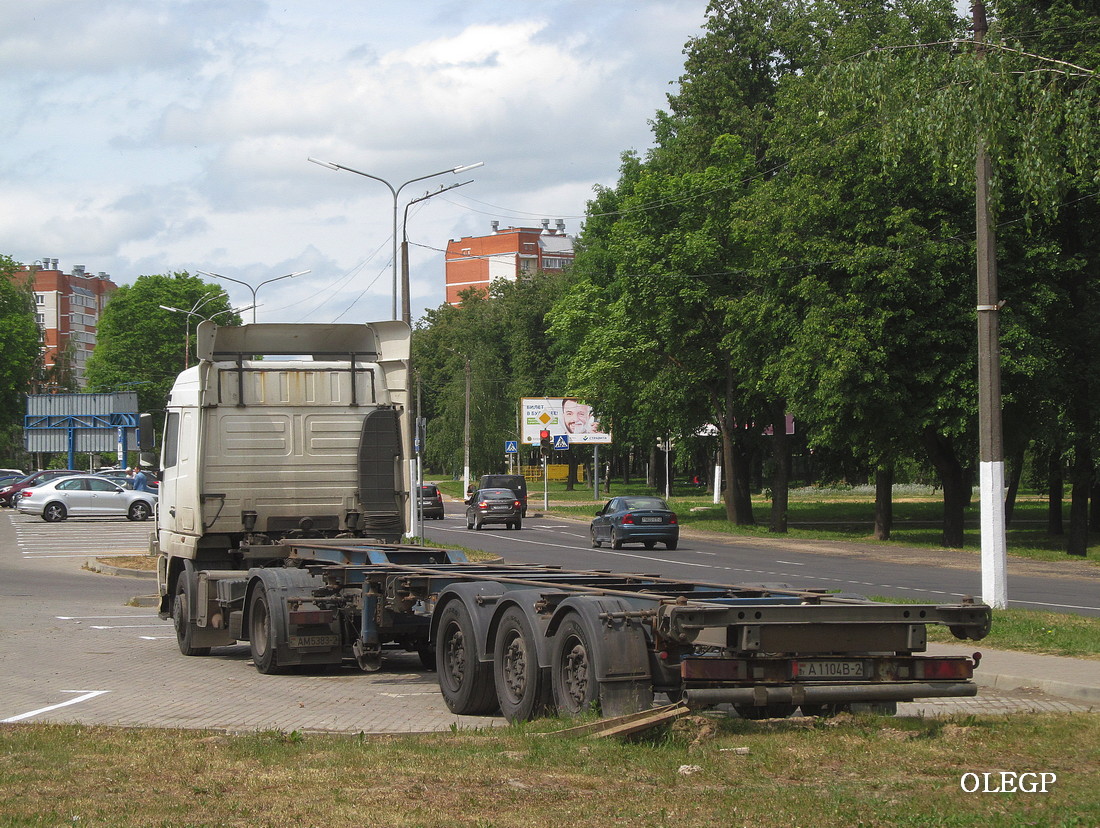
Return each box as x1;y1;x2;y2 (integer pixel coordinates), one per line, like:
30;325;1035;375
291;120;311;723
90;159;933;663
85;558;156;579
971;672;1100;705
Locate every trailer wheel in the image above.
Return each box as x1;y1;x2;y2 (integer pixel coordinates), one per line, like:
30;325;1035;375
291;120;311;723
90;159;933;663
551;614;600;716
436;601;497;714
249;584;285;675
173;576;210;657
493;607;550;722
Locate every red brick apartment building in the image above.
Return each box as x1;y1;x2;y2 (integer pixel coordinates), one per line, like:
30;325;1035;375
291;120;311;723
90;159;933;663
445;219;574;305
20;258;117;388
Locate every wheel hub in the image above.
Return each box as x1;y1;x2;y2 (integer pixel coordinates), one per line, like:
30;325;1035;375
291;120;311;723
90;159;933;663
501;634;528;701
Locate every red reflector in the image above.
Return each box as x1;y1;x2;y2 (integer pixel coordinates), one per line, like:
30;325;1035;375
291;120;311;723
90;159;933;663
289;609;334;626
917;659;973;680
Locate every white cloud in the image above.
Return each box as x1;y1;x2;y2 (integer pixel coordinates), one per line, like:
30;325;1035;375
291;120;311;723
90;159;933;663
3;0;709;321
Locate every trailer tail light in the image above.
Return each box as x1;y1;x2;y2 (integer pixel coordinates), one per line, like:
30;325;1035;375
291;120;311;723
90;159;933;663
915;658;974;680
289;609;334;626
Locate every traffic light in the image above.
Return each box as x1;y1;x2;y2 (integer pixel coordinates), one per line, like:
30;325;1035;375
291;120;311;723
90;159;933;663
539;429;552;458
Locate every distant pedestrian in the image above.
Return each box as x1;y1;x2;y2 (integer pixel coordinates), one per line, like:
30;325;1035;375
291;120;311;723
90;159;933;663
130;466;150;492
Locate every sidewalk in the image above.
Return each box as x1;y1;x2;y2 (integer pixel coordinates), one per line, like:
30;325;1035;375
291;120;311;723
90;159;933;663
927;642;1100;705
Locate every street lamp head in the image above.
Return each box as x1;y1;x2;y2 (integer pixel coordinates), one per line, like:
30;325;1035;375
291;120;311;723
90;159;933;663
307;156;340;171
159;305;185;314
452;162;484;174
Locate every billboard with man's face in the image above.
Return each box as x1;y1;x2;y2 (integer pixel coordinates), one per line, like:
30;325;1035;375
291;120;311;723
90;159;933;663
520;398;612;445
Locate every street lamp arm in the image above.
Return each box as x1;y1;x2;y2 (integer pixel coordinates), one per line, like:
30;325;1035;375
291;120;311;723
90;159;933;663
309;157;397;196
255;269;310;291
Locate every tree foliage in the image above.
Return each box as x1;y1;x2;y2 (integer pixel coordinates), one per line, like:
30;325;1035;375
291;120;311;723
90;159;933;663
0;256;41;464
84;273;240;418
412;274;566;478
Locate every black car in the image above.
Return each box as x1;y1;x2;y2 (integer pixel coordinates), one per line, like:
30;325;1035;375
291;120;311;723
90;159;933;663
465;487;523;530
478;474;528;517
591;495;679;550
0;470;81;508
418;484;445;519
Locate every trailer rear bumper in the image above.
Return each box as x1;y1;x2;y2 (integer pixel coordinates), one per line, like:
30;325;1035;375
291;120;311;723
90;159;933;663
682;681;978;708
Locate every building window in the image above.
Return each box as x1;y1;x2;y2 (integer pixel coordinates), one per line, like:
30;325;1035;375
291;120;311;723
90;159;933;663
35;313;45;325
34;293;45;305
542;257;568;270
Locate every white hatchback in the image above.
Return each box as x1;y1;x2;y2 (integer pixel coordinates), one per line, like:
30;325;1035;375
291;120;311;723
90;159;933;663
17;474;157;522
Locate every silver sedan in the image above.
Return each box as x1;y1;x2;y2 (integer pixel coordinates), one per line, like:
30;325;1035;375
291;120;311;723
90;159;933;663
17;474;157;522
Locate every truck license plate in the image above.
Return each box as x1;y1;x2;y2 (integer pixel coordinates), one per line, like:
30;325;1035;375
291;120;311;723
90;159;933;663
289;635;339;648
798;660;864;678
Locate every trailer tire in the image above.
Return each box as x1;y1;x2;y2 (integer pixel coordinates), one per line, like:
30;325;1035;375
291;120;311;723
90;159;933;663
436;601;497;715
493;606;550;722
173;575;210;657
249;583;285;675
550;614;600;716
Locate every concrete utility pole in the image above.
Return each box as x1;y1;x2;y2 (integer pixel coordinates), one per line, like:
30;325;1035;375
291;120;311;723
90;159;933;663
973;0;1008;609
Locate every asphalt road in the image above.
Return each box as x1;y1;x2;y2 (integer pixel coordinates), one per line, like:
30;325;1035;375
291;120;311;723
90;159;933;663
422;507;1100;617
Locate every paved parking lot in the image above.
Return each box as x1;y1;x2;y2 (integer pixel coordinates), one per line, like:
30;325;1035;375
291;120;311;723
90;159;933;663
1;511;1094;733
9;509;152;559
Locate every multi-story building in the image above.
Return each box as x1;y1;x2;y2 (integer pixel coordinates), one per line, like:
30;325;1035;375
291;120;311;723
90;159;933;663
444;219;574;305
21;259;117;389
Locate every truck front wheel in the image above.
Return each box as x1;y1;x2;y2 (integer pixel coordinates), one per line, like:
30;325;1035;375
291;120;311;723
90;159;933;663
173;576;210;657
249;584;284;674
436;601;497;715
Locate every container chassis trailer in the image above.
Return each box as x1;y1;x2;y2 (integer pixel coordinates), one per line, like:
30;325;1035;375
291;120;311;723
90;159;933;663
169;540;992;723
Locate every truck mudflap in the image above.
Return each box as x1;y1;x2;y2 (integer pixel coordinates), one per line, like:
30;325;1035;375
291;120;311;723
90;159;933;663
679;653;980;709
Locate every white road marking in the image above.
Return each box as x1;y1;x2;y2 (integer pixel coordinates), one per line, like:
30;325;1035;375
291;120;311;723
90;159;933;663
57;615;158;620
2;690;110;723
90;624;167;630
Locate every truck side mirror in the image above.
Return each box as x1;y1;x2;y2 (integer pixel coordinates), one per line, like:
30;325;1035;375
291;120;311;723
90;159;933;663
139;413;154;450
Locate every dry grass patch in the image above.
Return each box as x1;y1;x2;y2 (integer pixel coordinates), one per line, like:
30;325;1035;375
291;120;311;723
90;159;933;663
1;714;1096;827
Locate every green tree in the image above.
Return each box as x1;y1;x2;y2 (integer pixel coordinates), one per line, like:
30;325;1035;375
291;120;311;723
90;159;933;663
0;256;40;465
412;273;566;480
84;273;240;418
819;0;1100;550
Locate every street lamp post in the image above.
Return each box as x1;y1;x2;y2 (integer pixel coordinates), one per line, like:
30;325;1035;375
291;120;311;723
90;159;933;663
159;292;227;369
307;157;483;323
159;302;254;368
196;270;310;323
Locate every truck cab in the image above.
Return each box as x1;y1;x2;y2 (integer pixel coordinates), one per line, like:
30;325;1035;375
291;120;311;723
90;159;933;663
155;320;411;614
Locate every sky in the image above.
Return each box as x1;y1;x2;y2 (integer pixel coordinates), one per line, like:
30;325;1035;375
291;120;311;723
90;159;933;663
1;0;711;325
